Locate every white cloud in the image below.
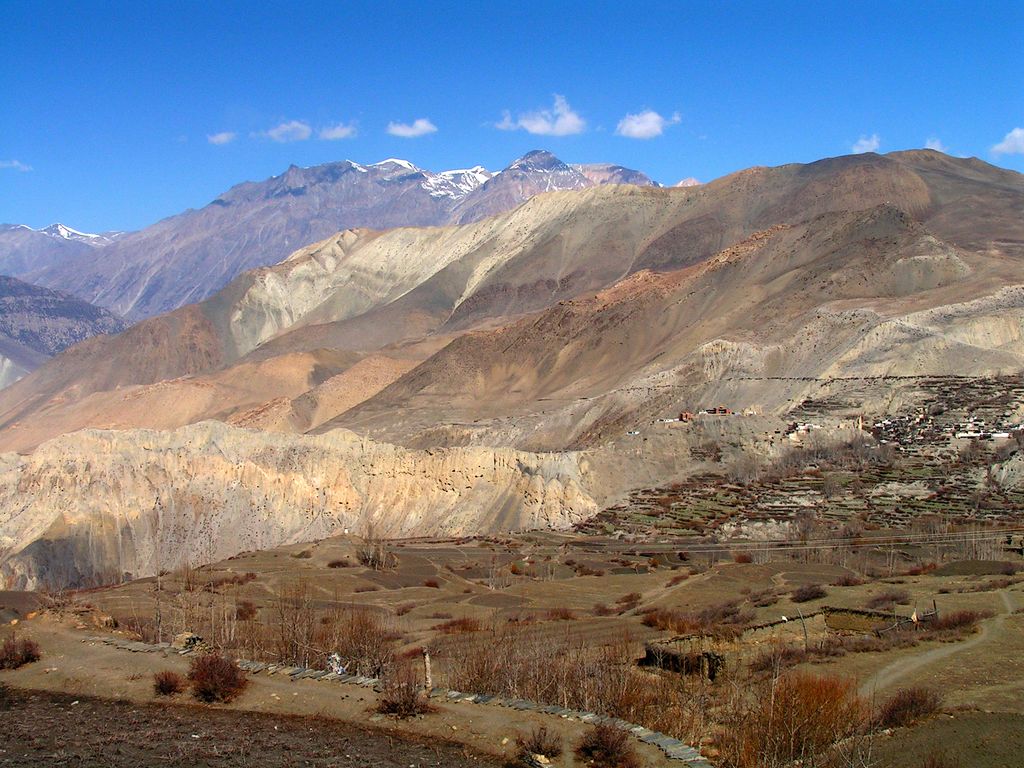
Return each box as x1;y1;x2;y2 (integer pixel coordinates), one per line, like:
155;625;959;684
993;127;1024;155
0;159;32;172
387;118;437;138
924;137;948;153
496;94;585;136
207;131;236;145
616;110;681;139
319;122;358;140
263;120;313;143
852;133;881;153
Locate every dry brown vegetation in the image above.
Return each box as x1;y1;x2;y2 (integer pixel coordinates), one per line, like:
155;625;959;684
0;636;41;670
574;723;640;768
515;726;563;764
187;654;248;703
716;671;867;768
376;660;431;718
876;686;943;729
152;670;186;696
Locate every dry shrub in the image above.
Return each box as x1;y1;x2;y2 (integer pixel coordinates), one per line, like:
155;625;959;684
831;574;863;587
377;660;430;718
640;602;751;639
153;670;186;696
432;617;482;634
423;579;441;589
592;603;614;616
235;600;258;621
354;585;379;593
875;686;942;728
666;573;689;587
441;626;706;740
791;584;828;603
396;602;417;616
187;654;248;703
0;637;41;670
717;671;865;768
516;725;562;764
327;559;352;568
733;552;753;564
0;682;10;711
867;589;911;609
545;607;576;621
574;724;640;768
928;609;986;635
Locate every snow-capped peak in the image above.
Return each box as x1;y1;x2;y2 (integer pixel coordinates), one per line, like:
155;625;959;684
420;165;494;200
371;158;419;171
40;223;110;244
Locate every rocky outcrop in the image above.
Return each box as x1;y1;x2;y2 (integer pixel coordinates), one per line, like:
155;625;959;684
0;421;598;589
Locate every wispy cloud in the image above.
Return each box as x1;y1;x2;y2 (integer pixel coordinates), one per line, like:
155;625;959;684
0;159;32;172
207;131;236;145
496;95;585;136
851;133;881;154
616;110;680;139
993;127;1024;155
924;137;948;153
387;118;438;138
319;122;358;140
261;120;313;143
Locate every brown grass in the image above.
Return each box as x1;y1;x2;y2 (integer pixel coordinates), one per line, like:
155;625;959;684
153;670;186;696
544;607;577;621
867;589;911;609
187;654;248;703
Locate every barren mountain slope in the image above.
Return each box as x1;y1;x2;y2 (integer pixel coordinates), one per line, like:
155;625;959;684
0;151;1020;454
0;421;600;589
0;276;126;389
334;202;1024;450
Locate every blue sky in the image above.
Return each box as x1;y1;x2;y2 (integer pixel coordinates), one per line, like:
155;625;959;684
2;1;1022;232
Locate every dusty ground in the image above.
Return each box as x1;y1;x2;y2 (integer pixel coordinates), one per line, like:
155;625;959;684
0;685;499;768
0;615;670;767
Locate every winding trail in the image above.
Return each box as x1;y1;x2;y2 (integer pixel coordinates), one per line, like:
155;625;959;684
859;589;1016;698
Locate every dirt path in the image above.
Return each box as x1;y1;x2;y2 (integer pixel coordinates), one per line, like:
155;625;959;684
858;590;1017;698
1;615;680;767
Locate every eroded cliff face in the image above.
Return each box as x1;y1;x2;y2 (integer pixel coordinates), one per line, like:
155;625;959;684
0;421;597;589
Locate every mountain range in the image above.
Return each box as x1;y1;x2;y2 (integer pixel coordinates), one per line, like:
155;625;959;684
1;148;1023;588
3;151;656;322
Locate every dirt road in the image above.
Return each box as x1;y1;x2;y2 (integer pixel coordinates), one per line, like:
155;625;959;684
858;589;1017;698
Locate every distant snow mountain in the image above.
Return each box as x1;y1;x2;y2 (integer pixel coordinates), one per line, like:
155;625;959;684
26;150;658;319
0;223;119;277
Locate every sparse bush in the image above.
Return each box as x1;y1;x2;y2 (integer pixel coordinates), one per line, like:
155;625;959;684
396;602;417;616
423;579;441;589
153;670;186;696
377;660;430;718
791;584;827;603
666;573;689;587
875;686;942;728
928;609;986;634
354;585;379;593
0;637;41;670
187;653;248;703
235;600;258;621
432;617;483;633
516;726;562;765
831;574;863;587
592;603;614;616
867;589;911;609
574;723;640;768
545;607;576;621
327;558;352;568
733;552;754;564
